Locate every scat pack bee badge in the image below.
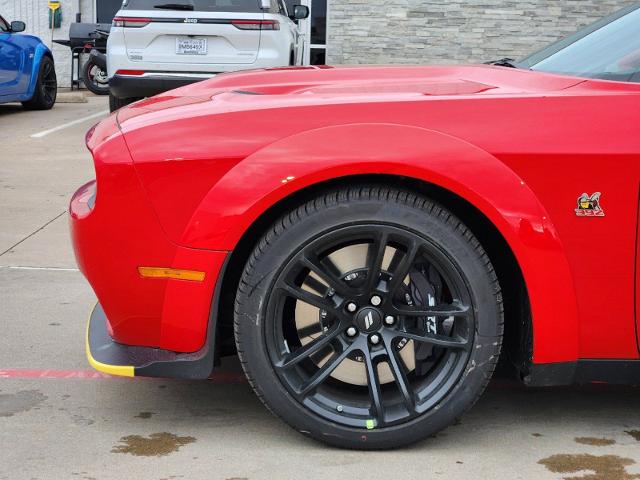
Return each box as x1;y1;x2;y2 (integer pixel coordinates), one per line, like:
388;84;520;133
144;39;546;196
575;192;605;217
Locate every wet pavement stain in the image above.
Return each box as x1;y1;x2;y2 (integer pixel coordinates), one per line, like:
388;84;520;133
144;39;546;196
72;414;95;426
111;432;196;457
71;472;97;480
575;437;617;447
0;390;47;417
539;454;640;480
135;411;155;419
625;430;640;441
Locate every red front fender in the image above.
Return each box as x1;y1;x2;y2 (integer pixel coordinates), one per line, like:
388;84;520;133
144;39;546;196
180;123;579;364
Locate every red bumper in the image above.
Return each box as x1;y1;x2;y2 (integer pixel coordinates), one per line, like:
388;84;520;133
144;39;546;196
69;119;227;353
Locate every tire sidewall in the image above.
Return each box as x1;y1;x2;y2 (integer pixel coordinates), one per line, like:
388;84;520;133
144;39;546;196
236;191;502;449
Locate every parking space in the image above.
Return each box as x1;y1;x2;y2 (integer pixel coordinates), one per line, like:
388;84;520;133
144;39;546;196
1;100;640;480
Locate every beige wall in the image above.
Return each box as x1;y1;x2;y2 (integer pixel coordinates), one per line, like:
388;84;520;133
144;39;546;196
1;0;95;86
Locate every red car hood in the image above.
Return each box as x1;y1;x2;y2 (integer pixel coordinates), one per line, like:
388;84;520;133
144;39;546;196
116;64;584;127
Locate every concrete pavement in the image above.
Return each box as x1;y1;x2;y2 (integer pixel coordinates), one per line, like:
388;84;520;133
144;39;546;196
1;97;640;480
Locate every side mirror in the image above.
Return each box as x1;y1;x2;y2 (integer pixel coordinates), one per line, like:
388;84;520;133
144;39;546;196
10;21;26;33
291;5;309;20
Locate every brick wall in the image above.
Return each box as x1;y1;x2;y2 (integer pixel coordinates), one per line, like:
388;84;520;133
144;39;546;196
326;1;634;65
1;0;95;87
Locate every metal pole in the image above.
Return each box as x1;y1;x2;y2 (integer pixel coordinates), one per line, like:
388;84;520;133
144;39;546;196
50;6;54;48
302;0;312;65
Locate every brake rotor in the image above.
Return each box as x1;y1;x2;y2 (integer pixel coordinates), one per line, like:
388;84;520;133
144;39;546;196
293;242;439;386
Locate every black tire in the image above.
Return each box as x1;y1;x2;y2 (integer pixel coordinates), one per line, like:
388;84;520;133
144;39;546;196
81;60;109;95
109;92;138;112
234;186;503;449
22;56;57;110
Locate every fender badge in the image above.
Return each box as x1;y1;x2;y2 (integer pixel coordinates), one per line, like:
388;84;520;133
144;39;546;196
575;192;605;217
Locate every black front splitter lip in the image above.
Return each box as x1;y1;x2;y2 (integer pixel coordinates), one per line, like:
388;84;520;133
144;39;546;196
86;303;215;379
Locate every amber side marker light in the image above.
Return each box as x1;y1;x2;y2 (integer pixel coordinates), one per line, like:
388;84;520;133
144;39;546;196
138;267;206;282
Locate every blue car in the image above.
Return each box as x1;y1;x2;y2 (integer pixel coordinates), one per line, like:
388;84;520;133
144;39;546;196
0;15;56;110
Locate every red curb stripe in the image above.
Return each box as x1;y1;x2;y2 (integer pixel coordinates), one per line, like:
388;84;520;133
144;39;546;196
0;369;113;379
0;368;247;383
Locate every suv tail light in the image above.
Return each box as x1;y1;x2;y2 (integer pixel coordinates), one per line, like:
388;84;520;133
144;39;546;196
232;19;280;30
113;16;151;28
116;70;145;76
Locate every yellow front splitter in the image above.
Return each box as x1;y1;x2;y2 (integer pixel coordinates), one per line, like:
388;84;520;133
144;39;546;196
85;304;134;377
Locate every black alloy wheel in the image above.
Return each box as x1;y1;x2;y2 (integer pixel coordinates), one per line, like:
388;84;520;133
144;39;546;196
235;186;503;449
40;58;57;105
22;56;57;110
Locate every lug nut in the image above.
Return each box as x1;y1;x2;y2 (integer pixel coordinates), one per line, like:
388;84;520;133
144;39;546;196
346;327;358;338
370;295;382;306
384;315;395;326
346;302;358;313
369;334;381;345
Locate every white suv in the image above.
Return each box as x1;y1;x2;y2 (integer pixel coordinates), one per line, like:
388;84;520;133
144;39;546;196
107;0;308;111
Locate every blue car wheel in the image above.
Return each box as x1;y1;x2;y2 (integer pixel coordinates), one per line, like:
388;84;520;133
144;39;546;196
22;56;57;110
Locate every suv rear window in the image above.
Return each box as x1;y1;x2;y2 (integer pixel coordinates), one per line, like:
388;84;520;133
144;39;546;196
121;0;263;12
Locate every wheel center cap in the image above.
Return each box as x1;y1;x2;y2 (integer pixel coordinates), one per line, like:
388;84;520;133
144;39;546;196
355;308;383;333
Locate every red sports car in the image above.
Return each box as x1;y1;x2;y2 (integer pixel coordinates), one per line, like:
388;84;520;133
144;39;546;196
71;5;640;449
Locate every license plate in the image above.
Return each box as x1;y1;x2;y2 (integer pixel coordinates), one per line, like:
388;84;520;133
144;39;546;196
176;38;207;55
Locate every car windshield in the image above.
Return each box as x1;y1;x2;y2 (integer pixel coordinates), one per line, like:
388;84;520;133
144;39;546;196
121;0;263;12
0;15;9;32
519;4;640;82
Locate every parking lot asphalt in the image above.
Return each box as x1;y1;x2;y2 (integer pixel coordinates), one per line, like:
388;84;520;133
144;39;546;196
1;97;640;480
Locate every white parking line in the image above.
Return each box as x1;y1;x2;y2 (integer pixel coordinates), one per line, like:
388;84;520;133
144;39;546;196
29;110;110;139
0;266;80;272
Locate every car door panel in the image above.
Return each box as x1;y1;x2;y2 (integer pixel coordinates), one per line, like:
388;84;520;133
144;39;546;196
0;32;26;95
